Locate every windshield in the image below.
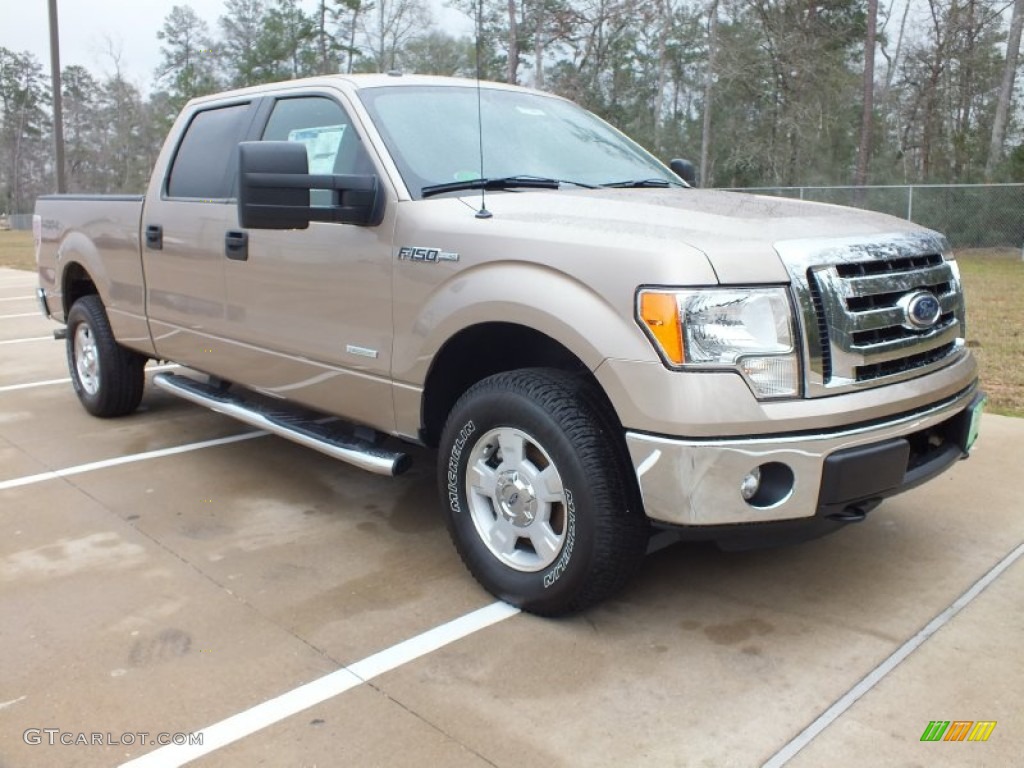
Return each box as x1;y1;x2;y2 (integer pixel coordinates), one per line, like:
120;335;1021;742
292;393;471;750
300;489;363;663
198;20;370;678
357;85;681;199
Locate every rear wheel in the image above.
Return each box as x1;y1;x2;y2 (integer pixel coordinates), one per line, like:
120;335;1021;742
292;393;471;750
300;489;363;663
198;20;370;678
439;369;649;615
66;295;146;417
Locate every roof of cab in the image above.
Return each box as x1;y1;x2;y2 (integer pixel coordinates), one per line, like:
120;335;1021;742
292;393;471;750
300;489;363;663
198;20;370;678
186;73;543;108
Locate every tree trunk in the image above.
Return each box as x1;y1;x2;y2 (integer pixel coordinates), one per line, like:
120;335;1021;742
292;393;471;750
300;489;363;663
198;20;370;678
507;0;519;83
347;5;361;74
699;0;718;187
653;0;670;154
534;4;545;89
986;0;1024;179
319;0;329;73
855;0;878;190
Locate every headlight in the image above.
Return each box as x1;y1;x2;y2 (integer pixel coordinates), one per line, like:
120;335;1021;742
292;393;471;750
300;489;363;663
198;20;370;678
637;287;800;398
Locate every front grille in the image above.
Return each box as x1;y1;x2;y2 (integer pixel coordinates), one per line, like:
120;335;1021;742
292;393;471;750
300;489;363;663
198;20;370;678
834;253;943;277
780;233;966;396
805;270;832;382
855;341;958;382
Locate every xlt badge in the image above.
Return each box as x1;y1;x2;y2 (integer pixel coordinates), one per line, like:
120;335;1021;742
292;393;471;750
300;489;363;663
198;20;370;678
398;246;459;263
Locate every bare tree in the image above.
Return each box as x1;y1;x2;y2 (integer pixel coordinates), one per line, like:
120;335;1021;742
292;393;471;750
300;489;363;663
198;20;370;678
986;0;1024;178
508;0;520;82
855;0;878;188
699;0;718;187
360;0;431;72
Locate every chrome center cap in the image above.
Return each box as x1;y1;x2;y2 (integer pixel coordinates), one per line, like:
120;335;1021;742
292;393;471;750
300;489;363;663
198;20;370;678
496;470;538;527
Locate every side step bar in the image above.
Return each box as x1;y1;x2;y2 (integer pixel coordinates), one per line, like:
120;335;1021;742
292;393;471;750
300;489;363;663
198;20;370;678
153;372;411;477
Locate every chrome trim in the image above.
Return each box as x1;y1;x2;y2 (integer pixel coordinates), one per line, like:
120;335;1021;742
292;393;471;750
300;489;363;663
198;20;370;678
626;382;978;526
777;232;967;396
153;372;409;476
346;344;380;359
36;288;50;319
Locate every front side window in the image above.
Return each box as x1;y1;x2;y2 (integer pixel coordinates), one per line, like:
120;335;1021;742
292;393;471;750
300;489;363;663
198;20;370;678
167;103;252;200
262;96;373;206
357;85;679;198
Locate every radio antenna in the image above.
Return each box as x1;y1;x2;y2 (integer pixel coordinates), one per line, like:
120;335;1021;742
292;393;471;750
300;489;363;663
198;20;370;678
474;0;491;219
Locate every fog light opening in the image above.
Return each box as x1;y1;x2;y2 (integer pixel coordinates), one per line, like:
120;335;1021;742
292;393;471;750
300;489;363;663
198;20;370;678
741;462;795;509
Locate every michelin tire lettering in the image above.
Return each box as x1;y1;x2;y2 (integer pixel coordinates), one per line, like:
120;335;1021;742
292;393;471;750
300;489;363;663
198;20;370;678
543;488;576;588
448;421;476;513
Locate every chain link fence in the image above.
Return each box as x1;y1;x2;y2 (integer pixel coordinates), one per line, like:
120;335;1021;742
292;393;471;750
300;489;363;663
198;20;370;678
1;214;34;231
5;185;1023;249
726;183;1024;252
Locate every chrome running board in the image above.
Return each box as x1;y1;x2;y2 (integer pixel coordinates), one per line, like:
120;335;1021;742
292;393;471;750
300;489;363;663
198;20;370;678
153;372;411;476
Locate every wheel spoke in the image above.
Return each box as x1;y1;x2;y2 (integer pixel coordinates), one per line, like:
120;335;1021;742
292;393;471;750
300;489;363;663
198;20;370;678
468;461;498;499
529;522;563;563
536;464;564;503
487;517;519;556
497;430;525;468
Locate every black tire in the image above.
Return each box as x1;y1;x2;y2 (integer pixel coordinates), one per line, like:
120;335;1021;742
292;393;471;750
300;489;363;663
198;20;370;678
66;295;146;417
438;368;649;616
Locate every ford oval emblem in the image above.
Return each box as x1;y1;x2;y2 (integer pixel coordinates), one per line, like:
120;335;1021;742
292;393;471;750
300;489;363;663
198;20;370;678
898;290;942;330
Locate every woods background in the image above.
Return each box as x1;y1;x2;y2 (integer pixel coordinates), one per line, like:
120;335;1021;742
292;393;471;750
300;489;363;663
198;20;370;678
2;0;1024;215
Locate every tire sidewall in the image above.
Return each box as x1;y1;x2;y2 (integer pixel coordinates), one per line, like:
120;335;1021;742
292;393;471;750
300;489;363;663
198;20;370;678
442;388;601;613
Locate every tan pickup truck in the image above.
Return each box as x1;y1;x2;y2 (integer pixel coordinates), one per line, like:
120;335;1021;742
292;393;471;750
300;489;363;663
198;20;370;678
34;74;985;615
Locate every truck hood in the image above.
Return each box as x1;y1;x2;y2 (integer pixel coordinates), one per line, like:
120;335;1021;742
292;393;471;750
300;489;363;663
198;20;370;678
457;187;929;284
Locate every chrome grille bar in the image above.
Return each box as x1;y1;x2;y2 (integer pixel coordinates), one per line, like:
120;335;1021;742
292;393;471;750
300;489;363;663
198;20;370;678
777;232;967;397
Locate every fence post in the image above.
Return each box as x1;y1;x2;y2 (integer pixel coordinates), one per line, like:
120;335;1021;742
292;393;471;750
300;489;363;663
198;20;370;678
907;186;914;221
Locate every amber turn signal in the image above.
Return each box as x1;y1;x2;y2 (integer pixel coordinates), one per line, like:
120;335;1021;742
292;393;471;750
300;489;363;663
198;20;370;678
638;291;684;364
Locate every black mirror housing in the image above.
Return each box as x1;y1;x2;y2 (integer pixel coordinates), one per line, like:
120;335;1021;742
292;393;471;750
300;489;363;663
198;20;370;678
237;141;384;229
670;158;698;187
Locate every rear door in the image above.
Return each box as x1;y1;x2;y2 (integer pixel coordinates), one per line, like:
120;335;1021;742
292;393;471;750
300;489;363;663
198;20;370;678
220;91;397;432
142;99;259;371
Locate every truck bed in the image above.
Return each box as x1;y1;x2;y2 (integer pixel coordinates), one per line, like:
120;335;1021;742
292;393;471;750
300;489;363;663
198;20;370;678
35;194;151;354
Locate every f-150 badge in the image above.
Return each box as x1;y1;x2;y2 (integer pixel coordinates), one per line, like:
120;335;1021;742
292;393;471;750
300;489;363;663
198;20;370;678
398;246;460;263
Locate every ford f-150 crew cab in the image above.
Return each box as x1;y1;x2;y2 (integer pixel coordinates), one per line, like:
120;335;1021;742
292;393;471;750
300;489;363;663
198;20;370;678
35;74;986;615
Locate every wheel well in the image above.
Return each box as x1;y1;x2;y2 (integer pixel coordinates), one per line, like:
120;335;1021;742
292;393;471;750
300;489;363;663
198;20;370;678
421;322;610;446
62;262;98;316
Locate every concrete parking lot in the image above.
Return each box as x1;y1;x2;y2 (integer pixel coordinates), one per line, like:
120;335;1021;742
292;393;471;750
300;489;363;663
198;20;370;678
0;265;1021;767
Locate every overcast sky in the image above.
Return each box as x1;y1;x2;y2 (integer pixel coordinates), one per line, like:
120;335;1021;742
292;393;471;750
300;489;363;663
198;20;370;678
1;0;471;92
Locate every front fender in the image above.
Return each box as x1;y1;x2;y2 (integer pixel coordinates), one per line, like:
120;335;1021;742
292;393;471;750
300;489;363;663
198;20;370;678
393;260;658;386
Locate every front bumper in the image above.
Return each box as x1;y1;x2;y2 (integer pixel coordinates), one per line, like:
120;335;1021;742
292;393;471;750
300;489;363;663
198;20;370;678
626;383;984;543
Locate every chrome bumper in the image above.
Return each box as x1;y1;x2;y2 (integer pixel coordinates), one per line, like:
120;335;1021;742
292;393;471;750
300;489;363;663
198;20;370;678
626;383;980;527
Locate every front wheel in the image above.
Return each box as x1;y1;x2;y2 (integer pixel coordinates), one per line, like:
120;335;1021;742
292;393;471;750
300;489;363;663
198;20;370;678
66;295;146;417
438;369;649;616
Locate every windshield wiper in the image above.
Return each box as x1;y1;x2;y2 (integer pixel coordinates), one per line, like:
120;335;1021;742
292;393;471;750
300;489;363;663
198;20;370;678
421;176;596;198
600;178;681;189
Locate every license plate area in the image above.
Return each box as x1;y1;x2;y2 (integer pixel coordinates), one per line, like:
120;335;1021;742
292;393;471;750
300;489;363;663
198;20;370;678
964;395;987;452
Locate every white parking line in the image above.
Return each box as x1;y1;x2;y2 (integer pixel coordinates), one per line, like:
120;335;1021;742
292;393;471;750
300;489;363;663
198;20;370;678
0;377;70;393
762;540;1024;768
0;336;51;345
0;364;179;394
0;431;267;492
0;312;38;320
120;601;521;767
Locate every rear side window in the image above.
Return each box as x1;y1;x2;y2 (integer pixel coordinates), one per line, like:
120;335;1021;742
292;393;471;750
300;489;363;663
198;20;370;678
167;103;252;200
